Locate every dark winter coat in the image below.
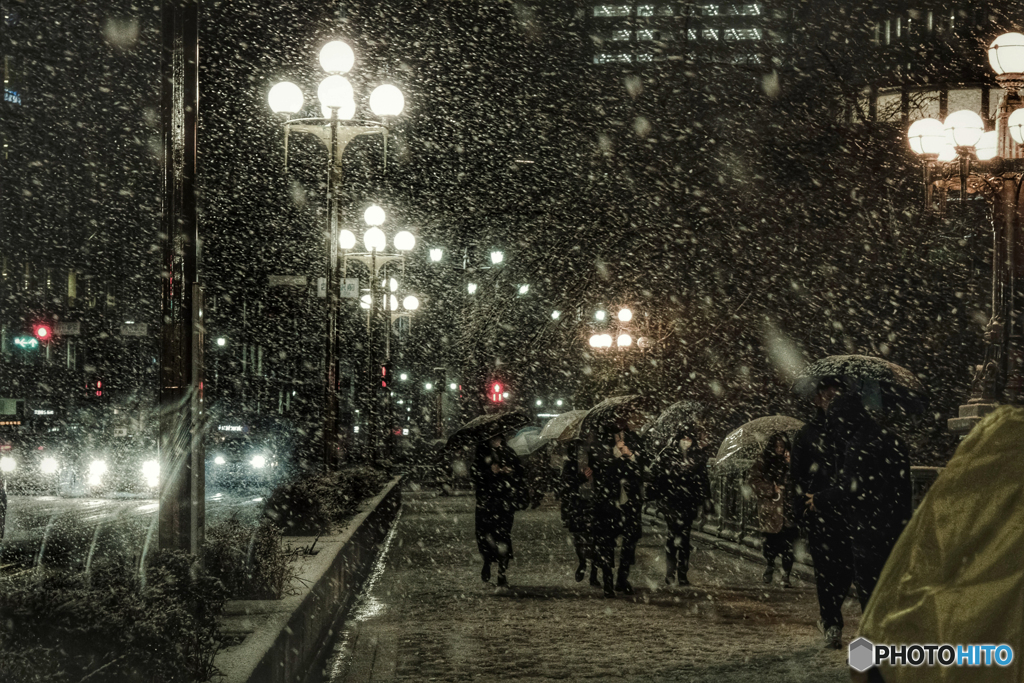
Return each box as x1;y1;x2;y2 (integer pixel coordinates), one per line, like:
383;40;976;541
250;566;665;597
814;393;912;546
471;442;528;515
591;433;644;540
789;408;839;528
647;444;710;520
748;440;795;534
559;457;591;535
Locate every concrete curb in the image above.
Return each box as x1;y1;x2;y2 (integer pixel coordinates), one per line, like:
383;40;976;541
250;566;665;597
213;476;403;683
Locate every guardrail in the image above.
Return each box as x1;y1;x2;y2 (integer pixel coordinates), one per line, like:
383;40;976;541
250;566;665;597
697;463;943;553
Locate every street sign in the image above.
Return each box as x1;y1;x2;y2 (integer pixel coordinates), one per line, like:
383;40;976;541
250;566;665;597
55;322;81;336
120;323;148;337
317;277;327;298
13;336;38;349
269;275;307;287
341;278;360;298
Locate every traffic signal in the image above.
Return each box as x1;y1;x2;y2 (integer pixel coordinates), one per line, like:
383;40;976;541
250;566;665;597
33;324;52;344
86;378;103;397
489;382;504;403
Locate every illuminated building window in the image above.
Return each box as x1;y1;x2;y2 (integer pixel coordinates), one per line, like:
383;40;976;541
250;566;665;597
611;29;632;41
636;29;655;41
637;4;654;16
593;5;631;17
594;52;633;63
724;28;761;41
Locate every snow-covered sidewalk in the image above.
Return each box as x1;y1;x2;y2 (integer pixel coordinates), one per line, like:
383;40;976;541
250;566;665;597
315;491;857;682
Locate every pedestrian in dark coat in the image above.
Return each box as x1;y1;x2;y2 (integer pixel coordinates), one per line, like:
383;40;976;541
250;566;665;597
470;435;527;587
559;442;598;585
647;427;710;586
790;381;854;650
590;421;644;598
749;432;799;587
809;389;912;610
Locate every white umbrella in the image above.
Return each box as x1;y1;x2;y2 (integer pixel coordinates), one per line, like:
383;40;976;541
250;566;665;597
507;427;551;456
538;410;589;442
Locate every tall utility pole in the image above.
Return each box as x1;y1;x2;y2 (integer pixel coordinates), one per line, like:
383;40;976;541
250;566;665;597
158;0;204;555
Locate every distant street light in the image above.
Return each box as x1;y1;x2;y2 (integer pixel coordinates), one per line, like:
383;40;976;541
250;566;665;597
518;284;529;295
490;250;504;265
551;310;561;320
595;310;606;321
468;283;478;294
618;308;633;322
216;337;226;347
429;248;443;262
268;39;406;467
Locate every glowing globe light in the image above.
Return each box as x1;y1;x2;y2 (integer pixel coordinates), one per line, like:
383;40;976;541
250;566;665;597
364;204;386;226
369;84;405;117
1008;107;1024;146
906;118;945;156
394;230;416;251
943;110;985;149
988;32;1024;76
976;130;998;161
268;81;303;114
339;229;356;250
617;333;633;347
319;40;355;74
618;308;633;322
317;75;353;109
363;227;386;252
403;295;419;311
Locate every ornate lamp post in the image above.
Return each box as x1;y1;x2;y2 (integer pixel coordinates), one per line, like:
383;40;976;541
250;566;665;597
267;41;405;466
907;33;1024;433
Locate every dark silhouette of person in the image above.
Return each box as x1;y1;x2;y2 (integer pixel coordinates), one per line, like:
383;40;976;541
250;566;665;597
590;420;644;597
470;435;527;588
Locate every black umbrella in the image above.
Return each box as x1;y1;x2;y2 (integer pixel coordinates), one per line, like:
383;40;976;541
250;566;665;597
642;400;705;453
794;354;928;415
444;410;532;452
578;395;652;439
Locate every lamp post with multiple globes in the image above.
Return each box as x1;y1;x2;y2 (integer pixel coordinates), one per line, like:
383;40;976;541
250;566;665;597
906;32;1024;433
268;40;405;465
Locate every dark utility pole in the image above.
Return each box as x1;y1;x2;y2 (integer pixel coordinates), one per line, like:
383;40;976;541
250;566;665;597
158;0;204;554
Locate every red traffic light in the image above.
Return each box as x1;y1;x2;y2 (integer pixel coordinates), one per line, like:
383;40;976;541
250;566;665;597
33;324;52;341
489;382;504;403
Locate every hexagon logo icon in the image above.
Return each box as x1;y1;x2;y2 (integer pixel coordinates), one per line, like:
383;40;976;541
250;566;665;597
849;637;875;672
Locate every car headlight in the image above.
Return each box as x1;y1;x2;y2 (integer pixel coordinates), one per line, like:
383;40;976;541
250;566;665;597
142;459;160;488
250;455;266;469
40;457;59;475
0;456;16;473
88;459;107;486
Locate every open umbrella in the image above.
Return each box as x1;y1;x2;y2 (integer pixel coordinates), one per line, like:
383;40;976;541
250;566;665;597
793;354;928;414
643;400;705;453
507;427;551;456
538;410;589;442
578;395;652;438
713;415;806;470
444;410;531;452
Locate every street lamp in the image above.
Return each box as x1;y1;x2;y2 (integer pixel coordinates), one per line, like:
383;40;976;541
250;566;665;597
338;204;418;457
907;32;1024;433
268;40;405;467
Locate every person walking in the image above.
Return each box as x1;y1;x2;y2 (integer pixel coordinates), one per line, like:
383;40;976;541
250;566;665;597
591;420;644;598
648;426;710;586
470;434;527;588
559;442;598;586
748;431;798;588
790;380;854;650
808;387;912;611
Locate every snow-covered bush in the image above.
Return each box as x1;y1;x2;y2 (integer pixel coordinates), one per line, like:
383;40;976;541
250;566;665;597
0;550;226;683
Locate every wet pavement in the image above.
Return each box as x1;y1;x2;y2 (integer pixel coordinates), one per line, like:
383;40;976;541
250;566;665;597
315;490;858;682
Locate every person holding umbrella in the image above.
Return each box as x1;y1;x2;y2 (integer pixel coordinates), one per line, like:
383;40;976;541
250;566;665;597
648;426;710;586
748;431;798;587
790;378;852;650
590;418;644;597
470;433;528;588
559;441;598;586
808;381;913;610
